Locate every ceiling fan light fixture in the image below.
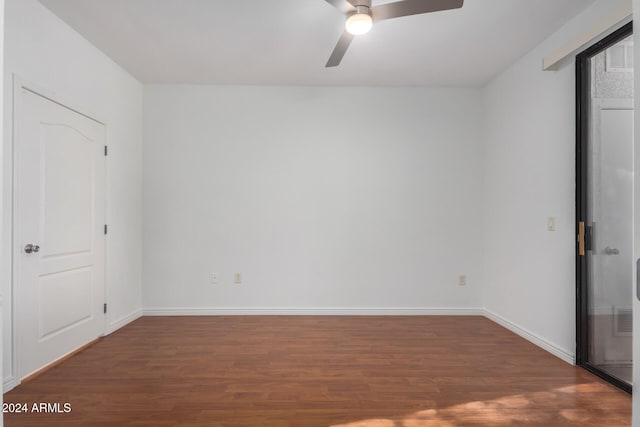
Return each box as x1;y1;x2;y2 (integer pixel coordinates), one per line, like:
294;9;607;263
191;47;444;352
345;6;372;35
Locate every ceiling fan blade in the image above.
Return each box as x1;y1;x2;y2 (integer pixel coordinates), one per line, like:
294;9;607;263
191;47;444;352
372;0;463;21
326;31;355;67
323;0;356;15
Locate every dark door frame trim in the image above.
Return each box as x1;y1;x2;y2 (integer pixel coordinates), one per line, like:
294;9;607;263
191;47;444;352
575;21;633;394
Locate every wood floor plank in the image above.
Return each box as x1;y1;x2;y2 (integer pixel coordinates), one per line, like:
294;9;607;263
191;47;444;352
4;316;631;426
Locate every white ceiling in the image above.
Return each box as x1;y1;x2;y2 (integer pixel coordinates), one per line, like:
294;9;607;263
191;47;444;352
37;0;596;87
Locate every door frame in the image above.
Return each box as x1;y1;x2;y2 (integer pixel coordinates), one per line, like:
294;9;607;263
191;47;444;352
9;76;108;388
575;21;633;394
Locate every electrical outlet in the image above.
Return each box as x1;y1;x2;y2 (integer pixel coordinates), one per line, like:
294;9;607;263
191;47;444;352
211;273;218;284
459;275;467;286
234;272;242;284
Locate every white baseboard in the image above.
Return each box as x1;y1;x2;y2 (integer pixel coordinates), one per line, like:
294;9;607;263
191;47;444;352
3;375;18;393
106;309;143;335
143;307;485;316
483;309;575;365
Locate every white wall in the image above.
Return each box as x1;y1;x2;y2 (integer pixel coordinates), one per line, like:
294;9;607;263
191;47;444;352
2;0;143;389
0;0;5;423
632;0;640;422
482;0;630;361
142;85;483;313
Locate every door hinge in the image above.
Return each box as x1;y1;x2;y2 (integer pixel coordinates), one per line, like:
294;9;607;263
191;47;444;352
104;224;108;235
104;303;107;314
104;145;108;156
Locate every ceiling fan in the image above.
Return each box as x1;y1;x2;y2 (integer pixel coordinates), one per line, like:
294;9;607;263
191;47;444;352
324;0;464;67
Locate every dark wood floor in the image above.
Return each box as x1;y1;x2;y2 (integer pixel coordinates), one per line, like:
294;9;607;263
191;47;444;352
4;316;631;426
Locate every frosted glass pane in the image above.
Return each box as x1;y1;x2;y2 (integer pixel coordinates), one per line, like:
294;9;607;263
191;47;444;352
608;46;625;68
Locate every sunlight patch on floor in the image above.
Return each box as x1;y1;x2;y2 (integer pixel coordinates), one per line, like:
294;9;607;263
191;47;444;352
331;383;623;427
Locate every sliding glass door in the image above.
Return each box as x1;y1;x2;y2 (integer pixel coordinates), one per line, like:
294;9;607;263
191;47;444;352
576;22;633;392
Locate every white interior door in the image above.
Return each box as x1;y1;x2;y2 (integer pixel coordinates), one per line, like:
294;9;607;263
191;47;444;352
15;87;105;379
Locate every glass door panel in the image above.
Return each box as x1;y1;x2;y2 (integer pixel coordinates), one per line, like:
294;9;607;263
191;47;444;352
577;26;633;391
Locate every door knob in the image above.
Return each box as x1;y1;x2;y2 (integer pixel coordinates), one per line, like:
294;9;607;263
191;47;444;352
604;246;619;255
24;244;40;254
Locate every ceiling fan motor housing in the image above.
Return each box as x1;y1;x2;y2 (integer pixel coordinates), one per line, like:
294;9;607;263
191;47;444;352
350;5;372;17
350;0;372;16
